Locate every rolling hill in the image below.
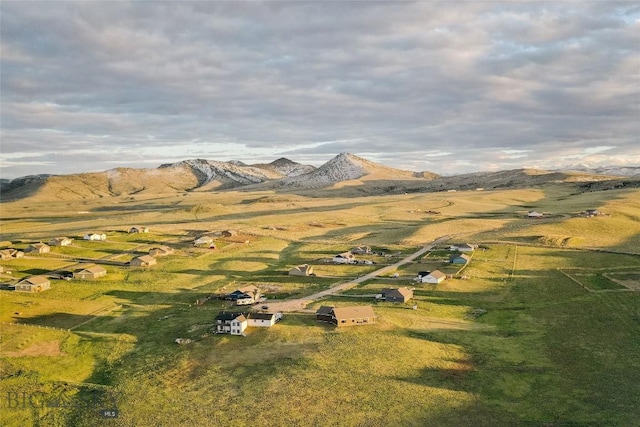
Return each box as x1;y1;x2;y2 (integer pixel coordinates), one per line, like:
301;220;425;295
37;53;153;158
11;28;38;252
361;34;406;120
1;153;636;201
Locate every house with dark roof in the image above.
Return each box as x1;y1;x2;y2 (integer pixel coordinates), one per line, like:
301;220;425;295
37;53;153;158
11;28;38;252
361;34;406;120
316;306;334;322
225;285;261;305
24;243;50;254
450;254;471;264
380;287;413;303
247;312;282;327
289;264;314;276
16;276;51;293
214;312;248;335
420;270;447;284
74;265;107;280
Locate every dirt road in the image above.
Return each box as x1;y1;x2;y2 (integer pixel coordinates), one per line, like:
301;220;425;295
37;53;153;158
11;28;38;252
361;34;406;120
263;236;449;312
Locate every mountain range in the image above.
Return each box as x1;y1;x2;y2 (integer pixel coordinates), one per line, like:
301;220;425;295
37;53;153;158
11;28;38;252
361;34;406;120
1;153;638;201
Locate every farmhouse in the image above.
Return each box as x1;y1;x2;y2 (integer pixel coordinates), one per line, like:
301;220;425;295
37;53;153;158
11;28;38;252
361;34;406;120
15;276;51;293
149;246;174;257
351;246;372;255
129;226;149;233
289;264;314;276
49;237;73;246
73;265;107;280
130;255;157;267
24;242;50;254
527;211;544;219
219;230;237;237
194;235;214;246
420;270;447;284
450;254;471;264
214;312;248;335
84;232;106;240
380;287;413;303
247;312;282;327
333;252;355;264
0;249;24;260
584;209;600;217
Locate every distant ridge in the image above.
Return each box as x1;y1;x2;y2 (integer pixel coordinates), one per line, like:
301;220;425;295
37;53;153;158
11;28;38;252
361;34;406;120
1;154;636;202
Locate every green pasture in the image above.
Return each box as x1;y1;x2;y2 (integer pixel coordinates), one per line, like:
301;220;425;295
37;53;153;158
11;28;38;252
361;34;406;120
0;187;639;426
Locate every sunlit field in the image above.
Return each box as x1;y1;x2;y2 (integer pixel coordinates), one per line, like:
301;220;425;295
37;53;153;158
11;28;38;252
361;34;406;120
1;186;639;426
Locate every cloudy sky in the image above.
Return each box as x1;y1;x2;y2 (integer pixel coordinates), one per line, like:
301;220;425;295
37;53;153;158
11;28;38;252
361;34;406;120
1;1;639;179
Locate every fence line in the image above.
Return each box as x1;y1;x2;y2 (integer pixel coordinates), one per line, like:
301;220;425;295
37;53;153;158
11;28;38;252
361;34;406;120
1;321;70;332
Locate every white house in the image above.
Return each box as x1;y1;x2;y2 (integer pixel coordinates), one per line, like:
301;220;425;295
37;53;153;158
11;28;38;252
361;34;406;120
527;211;544;219
214;312;248;335
84;232;106;241
247;312;282;327
420;270;447;284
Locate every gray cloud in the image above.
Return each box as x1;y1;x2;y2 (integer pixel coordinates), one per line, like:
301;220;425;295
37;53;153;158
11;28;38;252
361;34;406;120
1;1;638;179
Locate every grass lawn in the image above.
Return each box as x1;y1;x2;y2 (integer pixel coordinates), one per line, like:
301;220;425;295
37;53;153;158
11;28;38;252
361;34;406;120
1;187;639;426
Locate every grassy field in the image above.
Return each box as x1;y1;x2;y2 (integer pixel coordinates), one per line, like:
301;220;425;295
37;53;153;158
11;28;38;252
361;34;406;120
1;185;639;426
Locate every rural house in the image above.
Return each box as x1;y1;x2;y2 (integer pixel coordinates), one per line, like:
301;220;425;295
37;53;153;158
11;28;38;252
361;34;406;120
247;312;282;327
315;306;335;322
0;249;24;260
24;242;51;254
49;237;73;246
527;211;544;219
351;246;372;255
226;285;261;305
214;312;248;335
333;252;355;264
316;306;376;327
289;264;314;276
420;270;447;284
149;246;174;257
129;226;149;233
331;306;376;327
584;209;600;217
456;243;475;252
194;235;214;246
450;254;471;264
380;287;413;303
130;255;157;267
73;265;107;280
84;232;106;241
16;276;51;293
